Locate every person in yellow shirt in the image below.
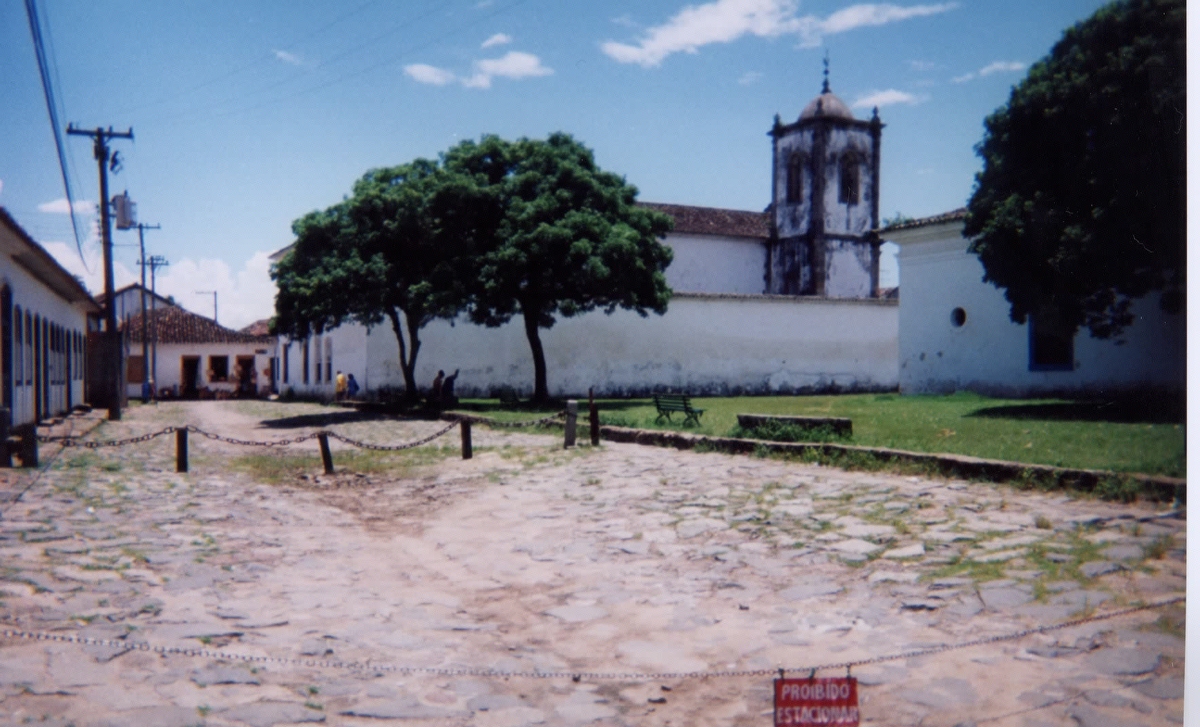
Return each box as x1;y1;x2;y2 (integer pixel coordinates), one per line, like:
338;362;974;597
335;370;347;402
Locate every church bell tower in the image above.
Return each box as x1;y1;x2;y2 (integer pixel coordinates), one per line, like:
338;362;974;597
767;62;883;297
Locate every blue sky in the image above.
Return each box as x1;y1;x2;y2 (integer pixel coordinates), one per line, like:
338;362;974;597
1;0;1114;328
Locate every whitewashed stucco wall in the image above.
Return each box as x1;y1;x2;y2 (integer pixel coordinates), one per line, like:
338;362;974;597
661;233;766;294
354;294;897;398
277;324;369;397
1;265;89;426
132;343;274;398
894;223;1185;396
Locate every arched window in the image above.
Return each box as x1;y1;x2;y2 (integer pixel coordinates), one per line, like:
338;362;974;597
785;153;804;204
838;152;861;205
13;306;22;385
313;335;322;382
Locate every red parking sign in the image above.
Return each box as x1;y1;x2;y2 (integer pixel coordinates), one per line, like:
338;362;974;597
774;677;859;726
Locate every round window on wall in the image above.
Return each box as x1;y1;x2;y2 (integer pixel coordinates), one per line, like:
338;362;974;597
950;307;967;327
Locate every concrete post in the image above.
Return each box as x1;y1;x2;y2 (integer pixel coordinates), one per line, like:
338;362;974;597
564;400;577;449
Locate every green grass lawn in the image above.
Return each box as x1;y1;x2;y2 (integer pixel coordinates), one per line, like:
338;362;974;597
457;391;1184;478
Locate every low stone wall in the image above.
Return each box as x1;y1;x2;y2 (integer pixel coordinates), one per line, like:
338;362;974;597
735;413;853;437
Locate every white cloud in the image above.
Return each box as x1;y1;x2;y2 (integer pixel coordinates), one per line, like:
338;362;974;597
481;33;512;48
274;49;303;66
463;51;553;89
908;59;936;71
38;198;96;215
979;60;1026;76
0;179;4;197
814;3;955;38
41;238;277;331
404;63;458;85
738;71;763;85
953;60;1026;83
852;89;923;108
601;1;956;67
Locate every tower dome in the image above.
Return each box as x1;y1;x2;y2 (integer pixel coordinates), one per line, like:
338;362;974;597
799;90;855;121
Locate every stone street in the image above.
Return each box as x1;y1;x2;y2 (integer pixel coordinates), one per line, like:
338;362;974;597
0;401;1185;726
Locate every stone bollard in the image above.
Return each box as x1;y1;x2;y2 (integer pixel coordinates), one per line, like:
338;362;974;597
318;433;335;475
588;388;600;446
0;407;10;468
461;419;473;460
564;400;577;449
175;428;188;473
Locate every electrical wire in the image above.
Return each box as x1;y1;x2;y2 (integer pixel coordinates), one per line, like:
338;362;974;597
23;0;90;272
146;0;531;127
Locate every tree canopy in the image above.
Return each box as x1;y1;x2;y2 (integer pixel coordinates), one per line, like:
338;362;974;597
963;0;1185;339
443;133;674;402
271;159;468;399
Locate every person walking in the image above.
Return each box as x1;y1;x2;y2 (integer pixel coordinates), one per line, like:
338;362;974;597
346;373;360;399
430;370;445;406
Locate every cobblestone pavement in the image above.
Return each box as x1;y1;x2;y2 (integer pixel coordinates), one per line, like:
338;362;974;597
0;401;1186;726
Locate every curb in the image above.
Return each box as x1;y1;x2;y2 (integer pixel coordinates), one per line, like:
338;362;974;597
486;415;1183;503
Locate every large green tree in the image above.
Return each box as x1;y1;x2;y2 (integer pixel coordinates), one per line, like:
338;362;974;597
443;133;674;403
964;0;1185;339
271;160;468;399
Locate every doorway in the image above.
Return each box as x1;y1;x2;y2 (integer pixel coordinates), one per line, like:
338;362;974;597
236;355;255;397
181;356;200;398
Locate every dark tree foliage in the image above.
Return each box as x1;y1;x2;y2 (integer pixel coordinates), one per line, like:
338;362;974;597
271;160;468;400
443;133;674;403
964;0;1184;338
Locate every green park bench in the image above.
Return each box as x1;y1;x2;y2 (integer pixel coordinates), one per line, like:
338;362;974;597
653;393;705;426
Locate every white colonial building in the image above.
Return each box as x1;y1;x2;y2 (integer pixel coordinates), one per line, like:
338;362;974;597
124;307;276;399
885;209;1185;397
0;208;97;427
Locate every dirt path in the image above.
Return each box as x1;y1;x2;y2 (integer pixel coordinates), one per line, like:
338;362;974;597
0;401;1185;726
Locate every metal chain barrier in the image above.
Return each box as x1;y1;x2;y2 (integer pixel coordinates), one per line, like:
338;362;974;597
184;425;325;448
325;420;459;451
473;411;566;429
0;595;1181;681
38;423;462;452
39;426;179;449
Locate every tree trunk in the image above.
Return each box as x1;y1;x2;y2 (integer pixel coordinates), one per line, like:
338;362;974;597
521;307;549;404
387;309;419;402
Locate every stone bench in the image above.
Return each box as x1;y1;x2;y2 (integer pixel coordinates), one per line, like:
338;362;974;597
735;414;852;437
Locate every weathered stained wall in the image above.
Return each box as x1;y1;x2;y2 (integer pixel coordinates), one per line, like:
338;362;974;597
355;294;898;398
894;223;1185;396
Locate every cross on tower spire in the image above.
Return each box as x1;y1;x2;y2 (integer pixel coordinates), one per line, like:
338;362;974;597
822;51;830;93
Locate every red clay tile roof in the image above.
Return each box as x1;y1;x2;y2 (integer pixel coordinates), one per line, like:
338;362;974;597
122;307;275;345
240;318;272;336
878;208;968;234
639;202;769;239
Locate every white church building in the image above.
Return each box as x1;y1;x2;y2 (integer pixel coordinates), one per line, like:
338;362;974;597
268;75;1183;402
271;80;900;399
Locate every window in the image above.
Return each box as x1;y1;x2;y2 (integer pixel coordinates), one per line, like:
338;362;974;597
1029;307;1075;371
785;153;804;204
14;307;22;385
127;355;145;383
838;152;861;205
302;339;310;384
209;355;229;382
325;337;333;382
282;343;290;384
24;311;32;385
951;307;967;327
314;335;322;382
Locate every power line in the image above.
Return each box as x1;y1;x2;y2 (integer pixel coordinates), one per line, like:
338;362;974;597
146;0;532;127
23;0;88;270
114;0;390;118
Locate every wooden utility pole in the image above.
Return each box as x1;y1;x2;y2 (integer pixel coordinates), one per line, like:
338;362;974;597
134;222;160;403
146;256;168;395
67;124;133;421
